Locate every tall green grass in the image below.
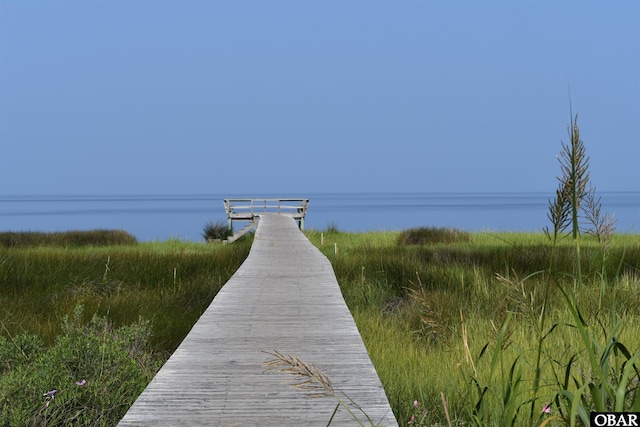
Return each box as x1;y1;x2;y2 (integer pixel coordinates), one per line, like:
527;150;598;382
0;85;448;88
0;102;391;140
0;230;137;248
1;235;252;425
2;226;638;425
307;227;640;425
0;238;252;354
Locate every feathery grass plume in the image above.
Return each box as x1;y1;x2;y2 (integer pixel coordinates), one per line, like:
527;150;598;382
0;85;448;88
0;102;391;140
546;111;591;282
562;114;590;240
543;182;572;245
583;186;616;253
262;350;334;398
262;350;385;426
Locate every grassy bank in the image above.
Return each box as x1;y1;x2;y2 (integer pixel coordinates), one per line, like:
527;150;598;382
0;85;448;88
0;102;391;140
0;229;138;248
0;234;252;425
308;229;640;425
1;229;638;425
0;238;252;353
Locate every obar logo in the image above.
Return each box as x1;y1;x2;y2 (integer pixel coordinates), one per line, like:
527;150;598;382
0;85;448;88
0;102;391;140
591;412;640;427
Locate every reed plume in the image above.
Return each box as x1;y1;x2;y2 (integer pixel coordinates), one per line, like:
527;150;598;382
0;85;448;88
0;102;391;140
262;350;385;426
262;350;334;398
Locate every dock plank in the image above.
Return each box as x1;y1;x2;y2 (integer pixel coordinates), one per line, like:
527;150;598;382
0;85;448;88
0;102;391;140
118;214;398;426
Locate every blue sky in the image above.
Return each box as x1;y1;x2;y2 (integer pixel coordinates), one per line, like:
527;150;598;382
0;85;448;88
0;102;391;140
1;0;638;197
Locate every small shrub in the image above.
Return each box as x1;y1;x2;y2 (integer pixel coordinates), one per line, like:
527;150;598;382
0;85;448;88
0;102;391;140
0;334;44;374
325;222;340;234
0;306;161;426
397;227;471;245
202;220;229;242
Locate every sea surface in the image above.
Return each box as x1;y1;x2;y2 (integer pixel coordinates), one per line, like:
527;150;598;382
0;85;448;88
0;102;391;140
1;192;638;242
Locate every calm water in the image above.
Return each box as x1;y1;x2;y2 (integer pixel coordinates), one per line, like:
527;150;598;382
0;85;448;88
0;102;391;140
1;192;638;242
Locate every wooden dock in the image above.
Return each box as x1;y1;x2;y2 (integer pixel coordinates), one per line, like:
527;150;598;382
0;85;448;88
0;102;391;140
118;213;398;426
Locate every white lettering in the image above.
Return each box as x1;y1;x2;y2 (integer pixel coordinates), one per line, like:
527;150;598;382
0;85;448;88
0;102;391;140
594;414;608;426
592;413;640;427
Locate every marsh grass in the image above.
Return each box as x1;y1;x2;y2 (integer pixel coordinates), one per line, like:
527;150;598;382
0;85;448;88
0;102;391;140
2;224;638;425
397;227;472;245
1;237;252;425
0;238;252;353
309;228;640;425
0;229;138;248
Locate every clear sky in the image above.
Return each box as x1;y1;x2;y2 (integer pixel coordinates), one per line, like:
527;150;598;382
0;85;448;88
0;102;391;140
1;0;638;197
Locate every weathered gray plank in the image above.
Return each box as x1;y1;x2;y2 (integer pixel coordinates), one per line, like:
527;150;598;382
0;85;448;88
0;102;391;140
118;214;398;426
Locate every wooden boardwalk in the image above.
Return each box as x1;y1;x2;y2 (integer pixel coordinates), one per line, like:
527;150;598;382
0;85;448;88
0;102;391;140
118;214;398;426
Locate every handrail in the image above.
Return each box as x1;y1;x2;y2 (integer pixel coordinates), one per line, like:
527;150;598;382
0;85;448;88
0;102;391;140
223;198;309;231
224;198;309;217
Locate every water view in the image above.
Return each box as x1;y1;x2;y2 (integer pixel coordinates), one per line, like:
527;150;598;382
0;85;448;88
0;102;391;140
1;192;638;242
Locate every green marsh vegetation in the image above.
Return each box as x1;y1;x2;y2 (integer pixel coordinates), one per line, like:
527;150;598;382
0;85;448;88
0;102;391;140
305;113;640;425
0;232;252;425
310;228;639;426
0;235;252;351
0;229;138;248
0;224;637;425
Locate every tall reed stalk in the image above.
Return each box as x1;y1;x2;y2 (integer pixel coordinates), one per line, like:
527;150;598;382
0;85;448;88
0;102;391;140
455;110;640;426
535;112;638;425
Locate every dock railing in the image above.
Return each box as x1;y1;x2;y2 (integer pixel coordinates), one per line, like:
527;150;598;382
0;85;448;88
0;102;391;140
223;198;309;231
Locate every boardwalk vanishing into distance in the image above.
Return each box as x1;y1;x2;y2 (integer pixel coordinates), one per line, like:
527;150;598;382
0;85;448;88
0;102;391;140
118;213;398;426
